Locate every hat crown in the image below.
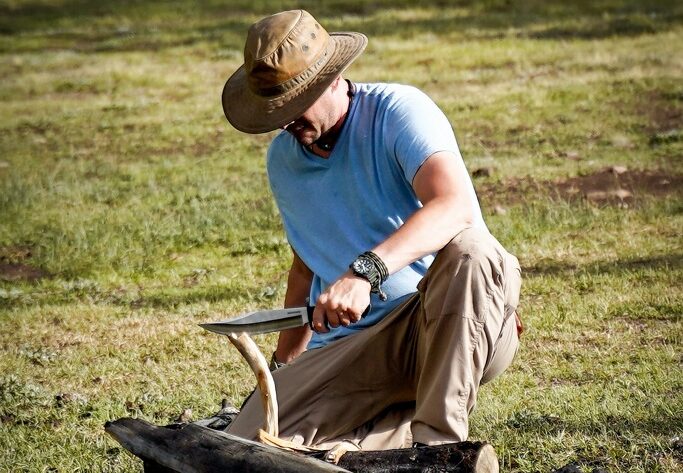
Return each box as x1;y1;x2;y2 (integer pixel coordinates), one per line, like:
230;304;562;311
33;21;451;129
244;10;330;96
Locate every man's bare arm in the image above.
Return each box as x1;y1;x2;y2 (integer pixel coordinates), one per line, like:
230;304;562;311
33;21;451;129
312;150;474;331
274;250;314;363
372;150;474;272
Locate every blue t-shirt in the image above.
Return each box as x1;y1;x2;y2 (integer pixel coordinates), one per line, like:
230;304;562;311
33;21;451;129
267;83;486;348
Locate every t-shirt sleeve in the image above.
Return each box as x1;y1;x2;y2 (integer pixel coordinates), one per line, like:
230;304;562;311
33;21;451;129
384;87;461;184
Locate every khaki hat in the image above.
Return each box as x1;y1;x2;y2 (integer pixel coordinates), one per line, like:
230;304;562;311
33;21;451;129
222;10;367;134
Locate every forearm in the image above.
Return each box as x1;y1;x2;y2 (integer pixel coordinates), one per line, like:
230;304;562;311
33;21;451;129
274;253;313;363
309;154;476;332
274;327;311;364
372;196;472;274
311;197;469;333
371;151;475;275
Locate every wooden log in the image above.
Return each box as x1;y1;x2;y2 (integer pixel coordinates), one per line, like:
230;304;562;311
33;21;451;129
336;442;499;473
105;417;349;473
226;332;278;437
106;417;498;473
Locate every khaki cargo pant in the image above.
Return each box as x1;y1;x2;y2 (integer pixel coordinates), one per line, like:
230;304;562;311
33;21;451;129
227;227;521;449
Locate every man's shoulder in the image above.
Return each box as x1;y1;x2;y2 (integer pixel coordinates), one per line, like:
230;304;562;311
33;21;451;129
357;82;437;115
266;131;299;175
267;130;295;159
358;82;427;101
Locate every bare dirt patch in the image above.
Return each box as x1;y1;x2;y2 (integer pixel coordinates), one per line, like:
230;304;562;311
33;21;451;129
479;168;682;208
0;263;48;282
0;246;48;282
640;91;682;135
637;90;682;145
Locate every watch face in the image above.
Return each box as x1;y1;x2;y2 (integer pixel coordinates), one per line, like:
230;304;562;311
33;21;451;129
353;258;373;275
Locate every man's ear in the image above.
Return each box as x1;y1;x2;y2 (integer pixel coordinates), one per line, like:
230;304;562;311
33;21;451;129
329;75;342;92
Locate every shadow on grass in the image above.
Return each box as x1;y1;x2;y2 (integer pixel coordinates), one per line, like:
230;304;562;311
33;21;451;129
504;409;683;438
0;283;265;312
525;253;683;278
127;286;269;310
2;0;682;53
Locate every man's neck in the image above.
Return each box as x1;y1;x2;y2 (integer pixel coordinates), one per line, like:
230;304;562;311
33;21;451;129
309;80;352;158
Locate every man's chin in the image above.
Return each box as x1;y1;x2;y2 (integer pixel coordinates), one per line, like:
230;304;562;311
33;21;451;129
293;135;317;147
284;127;317;145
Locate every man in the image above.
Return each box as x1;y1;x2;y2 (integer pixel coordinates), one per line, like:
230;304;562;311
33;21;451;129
221;9;521;450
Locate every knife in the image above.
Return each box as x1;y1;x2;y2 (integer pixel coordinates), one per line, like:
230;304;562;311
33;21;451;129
200;305;369;336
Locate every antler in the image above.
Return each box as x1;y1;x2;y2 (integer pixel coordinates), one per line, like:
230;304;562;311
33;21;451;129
226;332;278;437
226;333;325;454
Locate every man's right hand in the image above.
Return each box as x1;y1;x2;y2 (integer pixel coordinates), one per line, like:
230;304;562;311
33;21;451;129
311;269;371;333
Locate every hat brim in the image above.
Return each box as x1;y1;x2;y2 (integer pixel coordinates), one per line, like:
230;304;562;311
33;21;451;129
222;32;367;134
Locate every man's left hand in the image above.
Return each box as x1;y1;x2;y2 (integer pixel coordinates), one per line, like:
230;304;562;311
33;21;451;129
311;270;371;332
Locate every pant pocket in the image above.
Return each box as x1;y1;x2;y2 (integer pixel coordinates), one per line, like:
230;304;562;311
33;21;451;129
502;252;521;317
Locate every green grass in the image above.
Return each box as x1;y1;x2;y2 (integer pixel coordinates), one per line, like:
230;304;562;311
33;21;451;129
1;1;682;471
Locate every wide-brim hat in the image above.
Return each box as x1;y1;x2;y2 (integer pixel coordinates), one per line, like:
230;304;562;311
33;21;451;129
222;10;367;134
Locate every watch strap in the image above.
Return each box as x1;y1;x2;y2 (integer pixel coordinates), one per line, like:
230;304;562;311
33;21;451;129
361;251;388;283
350;252;389;301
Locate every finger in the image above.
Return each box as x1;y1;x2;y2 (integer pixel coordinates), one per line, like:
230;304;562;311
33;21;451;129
312;304;329;333
338;310;351;326
335;303;351;326
347;303;367;323
326;308;341;328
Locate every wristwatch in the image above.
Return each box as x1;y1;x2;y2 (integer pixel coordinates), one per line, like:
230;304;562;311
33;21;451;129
350;252;388;301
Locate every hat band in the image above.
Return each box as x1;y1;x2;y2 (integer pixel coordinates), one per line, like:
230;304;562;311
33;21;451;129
252;44;332;97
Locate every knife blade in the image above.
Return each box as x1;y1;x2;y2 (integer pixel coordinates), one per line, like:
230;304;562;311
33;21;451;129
200;306;314;336
200;305;370;336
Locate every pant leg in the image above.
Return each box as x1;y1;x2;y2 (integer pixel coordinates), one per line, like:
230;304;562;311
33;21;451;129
324;234;521;447
316;403;415;450
227;227;521;448
482;251;521;384
226;294;423;448
411;227;520;444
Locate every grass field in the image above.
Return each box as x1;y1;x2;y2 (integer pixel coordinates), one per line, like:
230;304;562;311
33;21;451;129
1;0;681;471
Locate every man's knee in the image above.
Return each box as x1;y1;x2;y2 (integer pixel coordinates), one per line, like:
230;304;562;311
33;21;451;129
443;228;522;332
419;227;520;322
434;227;502;278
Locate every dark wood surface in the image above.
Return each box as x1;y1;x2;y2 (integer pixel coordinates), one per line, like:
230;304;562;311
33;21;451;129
105;417;348;473
105;417;499;473
336;442;498;472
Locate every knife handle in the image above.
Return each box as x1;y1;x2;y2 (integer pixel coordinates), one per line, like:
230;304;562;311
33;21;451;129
306;304;371;331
